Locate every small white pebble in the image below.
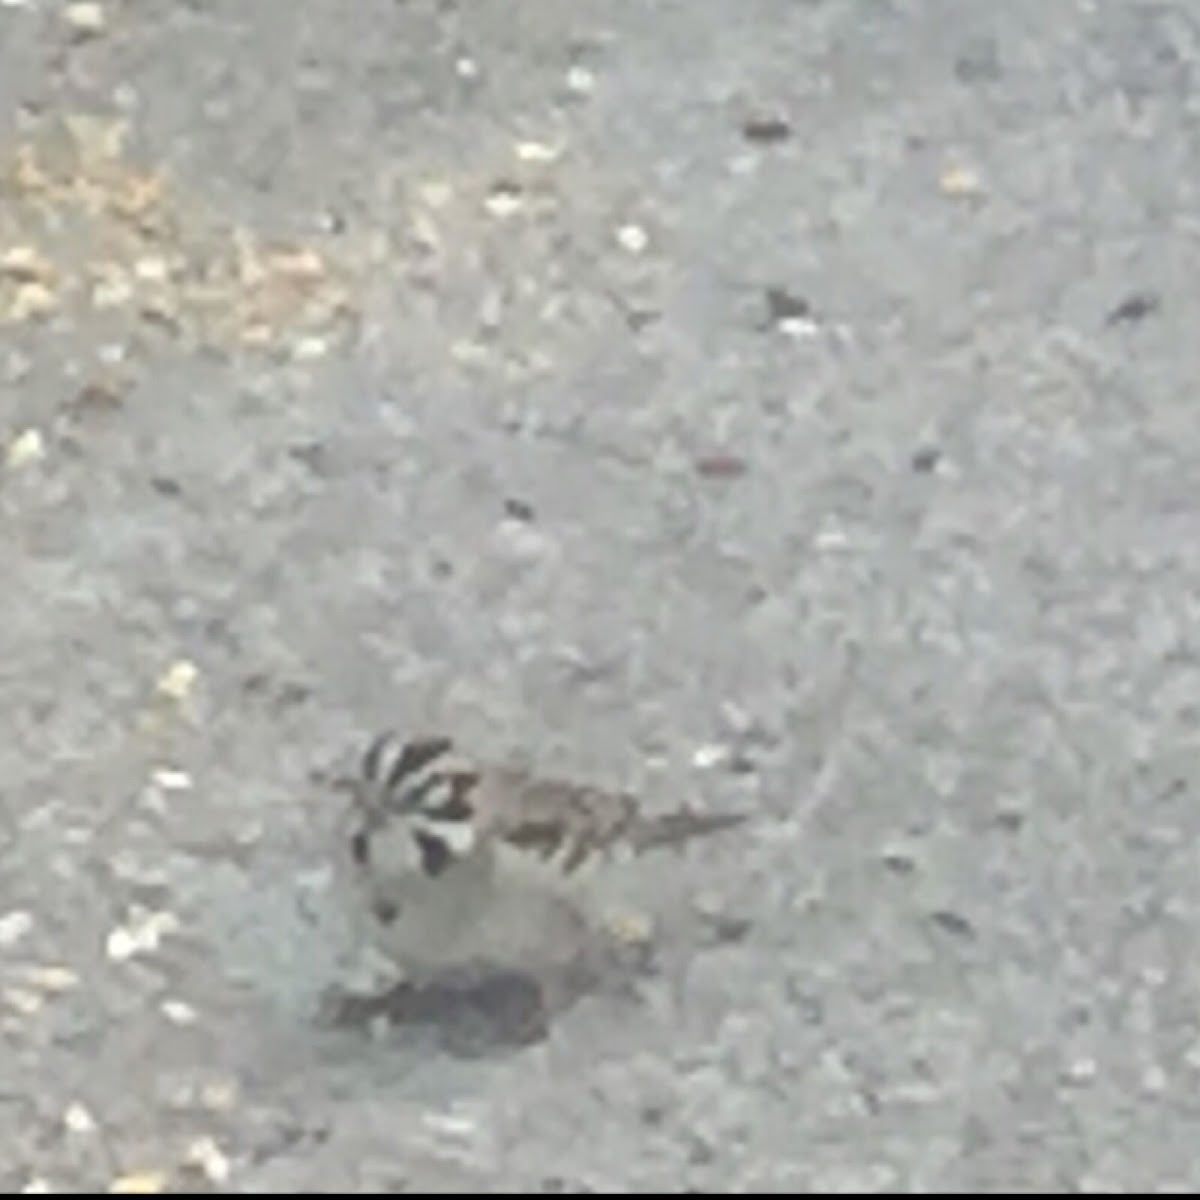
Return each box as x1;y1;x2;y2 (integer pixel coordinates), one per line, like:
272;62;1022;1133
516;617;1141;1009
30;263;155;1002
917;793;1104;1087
455;56;479;79
0;245;54;282
133;255;168;283
160;998;198;1025
776;313;820;339
565;64;595;95
0;910;33;947
615;223;649;255
150;767;192;792
691;743;729;770
10;282;57;320
4;987;42;1015
105;928;140;962
421;1109;480;1139
1064;1056;1097;1083
813;524;850;551
108;1169;167;1195
63;2;106;35
63;1102;97;1134
105;910;179;961
24;964;79;992
515;140;561;164
483;186;523;219
185;1136;230;1185
939;164;983;196
6;427;45;469
155;659;198;701
291;334;329;362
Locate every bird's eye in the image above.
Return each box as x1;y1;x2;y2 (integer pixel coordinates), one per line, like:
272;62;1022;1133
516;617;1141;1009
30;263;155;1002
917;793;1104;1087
372;898;399;925
349;830;370;866
414;831;452;877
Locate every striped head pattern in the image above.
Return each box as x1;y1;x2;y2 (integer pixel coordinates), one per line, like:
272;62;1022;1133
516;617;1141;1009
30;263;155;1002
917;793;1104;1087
349;732;483;878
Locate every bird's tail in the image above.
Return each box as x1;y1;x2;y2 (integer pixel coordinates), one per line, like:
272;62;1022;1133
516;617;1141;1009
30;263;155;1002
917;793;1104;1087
631;808;748;853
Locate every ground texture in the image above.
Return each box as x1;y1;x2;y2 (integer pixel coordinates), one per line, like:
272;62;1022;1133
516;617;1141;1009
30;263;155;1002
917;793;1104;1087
2;0;1199;1191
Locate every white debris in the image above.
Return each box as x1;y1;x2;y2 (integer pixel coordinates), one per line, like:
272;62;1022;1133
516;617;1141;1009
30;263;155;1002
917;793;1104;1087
615;223;649;255
150;767;193;792
105;910;179;961
160;998;198;1025
0;910;33;947
63;1102;97;1134
565;65;595;95
691;743;729;770
185;1136;230;1185
155;659;198;701
6;428;45;469
63;3;106;37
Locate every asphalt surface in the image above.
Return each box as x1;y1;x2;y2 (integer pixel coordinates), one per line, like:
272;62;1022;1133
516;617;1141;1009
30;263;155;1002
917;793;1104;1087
2;0;1199;1191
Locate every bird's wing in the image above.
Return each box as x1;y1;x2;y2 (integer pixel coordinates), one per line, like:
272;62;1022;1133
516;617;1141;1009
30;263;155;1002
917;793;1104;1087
483;768;747;869
481;768;641;873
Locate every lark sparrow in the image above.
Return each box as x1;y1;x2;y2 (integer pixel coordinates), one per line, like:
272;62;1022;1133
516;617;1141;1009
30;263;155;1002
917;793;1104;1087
331;731;746;983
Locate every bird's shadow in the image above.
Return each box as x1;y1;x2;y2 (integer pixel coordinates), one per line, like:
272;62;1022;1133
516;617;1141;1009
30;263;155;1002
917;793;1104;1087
317;942;657;1057
320;971;549;1055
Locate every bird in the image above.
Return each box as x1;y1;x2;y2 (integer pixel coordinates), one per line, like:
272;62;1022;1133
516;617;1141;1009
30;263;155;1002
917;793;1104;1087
329;730;747;985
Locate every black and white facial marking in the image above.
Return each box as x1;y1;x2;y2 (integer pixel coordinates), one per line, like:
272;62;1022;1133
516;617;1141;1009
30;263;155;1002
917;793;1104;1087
362;733;454;801
413;830;453;877
406;774;480;876
356;731;482;877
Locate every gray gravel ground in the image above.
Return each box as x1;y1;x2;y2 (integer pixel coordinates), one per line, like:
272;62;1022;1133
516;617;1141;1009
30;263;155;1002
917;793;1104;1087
2;0;1200;1191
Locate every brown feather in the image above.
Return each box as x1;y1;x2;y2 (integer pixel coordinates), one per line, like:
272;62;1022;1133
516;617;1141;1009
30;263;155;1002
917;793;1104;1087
484;767;743;870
